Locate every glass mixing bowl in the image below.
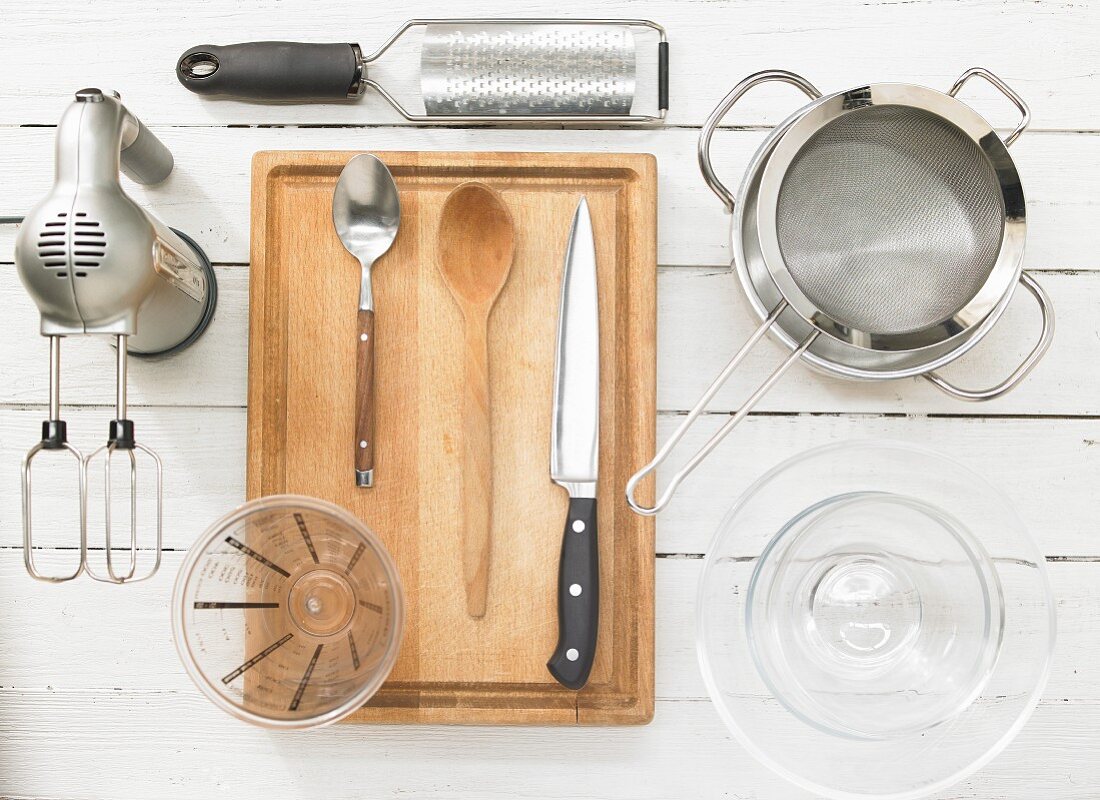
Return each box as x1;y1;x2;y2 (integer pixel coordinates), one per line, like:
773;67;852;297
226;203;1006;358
173;495;404;729
696;441;1054;799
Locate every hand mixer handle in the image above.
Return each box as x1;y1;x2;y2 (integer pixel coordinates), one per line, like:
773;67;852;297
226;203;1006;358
68;89;174;185
120;112;174;185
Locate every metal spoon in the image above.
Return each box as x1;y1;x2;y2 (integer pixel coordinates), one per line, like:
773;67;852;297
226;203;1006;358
333;154;401;488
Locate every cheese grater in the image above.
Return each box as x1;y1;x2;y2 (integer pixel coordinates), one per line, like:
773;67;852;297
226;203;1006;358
14;88;218;583
176;18;668;123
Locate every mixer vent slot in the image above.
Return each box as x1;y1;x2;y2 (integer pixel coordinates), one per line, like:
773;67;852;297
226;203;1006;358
71;215;106;271
37;211;106;274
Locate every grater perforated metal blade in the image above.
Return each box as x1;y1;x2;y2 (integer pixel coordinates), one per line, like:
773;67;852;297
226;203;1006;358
176;18;668;124
420;23;636;116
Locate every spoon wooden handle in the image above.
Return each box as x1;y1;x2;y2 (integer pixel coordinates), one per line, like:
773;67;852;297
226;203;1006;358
355;308;375;488
462;315;492;618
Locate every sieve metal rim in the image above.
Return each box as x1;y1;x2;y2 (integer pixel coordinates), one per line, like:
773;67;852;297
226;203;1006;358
730;99;1017;381
733;220;1019;382
753;83;1026;352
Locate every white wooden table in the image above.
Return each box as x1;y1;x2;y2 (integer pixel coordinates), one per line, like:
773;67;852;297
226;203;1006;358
1;2;1096;797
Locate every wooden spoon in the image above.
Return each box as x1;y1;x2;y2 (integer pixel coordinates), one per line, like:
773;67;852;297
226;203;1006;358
437;182;516;618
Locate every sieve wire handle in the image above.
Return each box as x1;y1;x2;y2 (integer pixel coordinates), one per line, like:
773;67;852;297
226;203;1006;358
625;302;819;516
699;71;821;213
924;273;1054;402
948;67;1031;147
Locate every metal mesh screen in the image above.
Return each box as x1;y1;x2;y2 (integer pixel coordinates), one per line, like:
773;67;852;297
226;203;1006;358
775;105;1005;336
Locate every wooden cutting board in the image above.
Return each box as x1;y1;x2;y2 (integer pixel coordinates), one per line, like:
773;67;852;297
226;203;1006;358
247;151;656;725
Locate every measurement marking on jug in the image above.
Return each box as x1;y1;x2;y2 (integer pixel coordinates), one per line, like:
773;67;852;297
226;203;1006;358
221;633;294;684
225;536;291;578
348;632;361;670
194;601;280;609
294;513;319;564
289;644;324;711
359;599;383;614
345;543;366;574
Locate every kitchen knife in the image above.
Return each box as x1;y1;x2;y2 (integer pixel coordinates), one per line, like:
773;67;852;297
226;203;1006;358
547;197;600;691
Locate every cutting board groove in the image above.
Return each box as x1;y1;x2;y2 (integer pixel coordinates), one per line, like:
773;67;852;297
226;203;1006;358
248;151;656;725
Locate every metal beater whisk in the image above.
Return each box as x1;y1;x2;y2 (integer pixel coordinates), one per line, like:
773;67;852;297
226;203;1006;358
13;88;218;583
21;336;163;583
21;337;86;582
83;337;164;583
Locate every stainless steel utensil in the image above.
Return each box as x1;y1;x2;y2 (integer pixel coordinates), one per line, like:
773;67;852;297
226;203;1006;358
176;18;668;124
14;88;217;582
627;68;1055;517
547;197;600;690
333;154;401;489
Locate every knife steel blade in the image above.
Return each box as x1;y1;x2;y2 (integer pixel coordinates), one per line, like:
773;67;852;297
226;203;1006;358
547;196;600;691
550;197;600;495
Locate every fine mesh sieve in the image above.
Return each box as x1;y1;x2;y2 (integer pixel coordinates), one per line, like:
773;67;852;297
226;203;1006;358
626;69;1055;517
774;105;1005;337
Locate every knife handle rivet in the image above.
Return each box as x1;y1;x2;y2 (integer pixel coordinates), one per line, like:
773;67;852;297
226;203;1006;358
359;440;368;449
360;333;369;341
566;648;579;662
569;583;582;597
571;520;586;534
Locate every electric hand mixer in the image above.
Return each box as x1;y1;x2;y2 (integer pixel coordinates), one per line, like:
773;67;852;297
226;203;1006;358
14;88;217;583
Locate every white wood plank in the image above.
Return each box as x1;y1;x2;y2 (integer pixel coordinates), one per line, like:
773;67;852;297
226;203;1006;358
655;558;1092;705
0;267;1091;415
652;412;1100;556
0;406;244;551
1;125;1097;270
1;0;1097;131
657;268;1087;416
0;549;1092;704
0;265;249;408
2;407;1098;555
0;687;1090;800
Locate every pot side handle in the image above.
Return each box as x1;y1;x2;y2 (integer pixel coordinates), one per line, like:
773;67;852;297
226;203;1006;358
948;67;1031;147
698;70;821;214
924;273;1054;402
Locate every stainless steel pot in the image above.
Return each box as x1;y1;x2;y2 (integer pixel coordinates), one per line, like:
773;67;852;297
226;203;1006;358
626;68;1054;516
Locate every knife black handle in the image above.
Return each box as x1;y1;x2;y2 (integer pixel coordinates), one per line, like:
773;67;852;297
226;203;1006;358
547;497;599;690
176;42;360;100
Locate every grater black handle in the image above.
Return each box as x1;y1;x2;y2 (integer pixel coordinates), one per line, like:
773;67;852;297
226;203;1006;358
176;42;361;101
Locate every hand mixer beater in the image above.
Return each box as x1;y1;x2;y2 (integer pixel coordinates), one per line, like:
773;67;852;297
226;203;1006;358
14;88;217;583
